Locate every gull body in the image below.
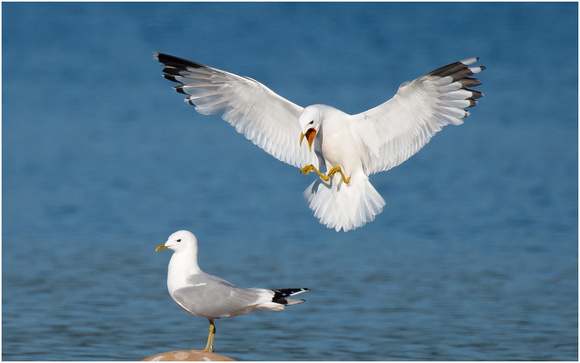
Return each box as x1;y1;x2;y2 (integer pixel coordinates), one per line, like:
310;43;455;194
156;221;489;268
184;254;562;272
297;104;386;231
303;105;361;172
155;54;485;231
156;230;308;352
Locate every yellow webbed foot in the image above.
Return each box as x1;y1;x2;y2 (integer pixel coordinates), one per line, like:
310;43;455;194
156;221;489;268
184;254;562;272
300;165;314;176
300;164;330;181
327;166;350;184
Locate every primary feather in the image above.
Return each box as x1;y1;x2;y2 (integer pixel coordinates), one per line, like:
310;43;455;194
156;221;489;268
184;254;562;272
353;57;484;175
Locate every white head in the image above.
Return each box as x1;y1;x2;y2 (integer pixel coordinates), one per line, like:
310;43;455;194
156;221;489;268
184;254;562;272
155;230;198;254
298;105;324;152
156;230;202;291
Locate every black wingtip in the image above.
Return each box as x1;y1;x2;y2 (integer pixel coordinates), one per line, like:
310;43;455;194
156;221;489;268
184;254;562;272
272;288;309;304
469;90;484;99
174;85;188;94
154;52;206;70
426;58;485;109
427;58;485;80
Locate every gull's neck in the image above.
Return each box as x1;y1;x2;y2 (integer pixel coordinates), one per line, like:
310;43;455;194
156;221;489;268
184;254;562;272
167;248;202;294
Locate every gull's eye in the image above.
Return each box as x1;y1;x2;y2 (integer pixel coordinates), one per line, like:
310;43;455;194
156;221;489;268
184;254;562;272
176;239;181;242
308;120;314;125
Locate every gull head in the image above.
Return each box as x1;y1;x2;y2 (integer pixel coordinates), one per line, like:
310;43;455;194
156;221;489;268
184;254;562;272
299;105;323;152
155;230;198;253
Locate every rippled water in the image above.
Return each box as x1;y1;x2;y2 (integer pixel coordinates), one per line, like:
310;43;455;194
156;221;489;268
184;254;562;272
3;2;577;361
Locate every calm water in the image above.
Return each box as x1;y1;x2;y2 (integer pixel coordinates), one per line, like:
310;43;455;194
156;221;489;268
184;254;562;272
2;2;577;361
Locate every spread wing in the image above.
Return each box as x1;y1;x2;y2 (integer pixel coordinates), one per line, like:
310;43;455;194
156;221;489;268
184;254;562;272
154;53;320;169
352;57;485;175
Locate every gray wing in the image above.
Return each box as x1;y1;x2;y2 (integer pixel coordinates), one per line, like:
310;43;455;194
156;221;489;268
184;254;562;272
155;53;321;169
172;273;272;319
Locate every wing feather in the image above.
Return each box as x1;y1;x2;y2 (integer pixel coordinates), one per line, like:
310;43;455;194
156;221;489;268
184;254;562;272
155;53;318;169
352;58;485;175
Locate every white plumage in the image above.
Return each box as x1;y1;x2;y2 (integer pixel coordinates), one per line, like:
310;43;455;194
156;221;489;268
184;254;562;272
155;54;485;231
156;230;308;352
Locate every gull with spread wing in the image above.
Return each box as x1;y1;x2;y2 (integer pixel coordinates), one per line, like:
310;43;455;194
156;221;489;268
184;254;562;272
154;53;485;232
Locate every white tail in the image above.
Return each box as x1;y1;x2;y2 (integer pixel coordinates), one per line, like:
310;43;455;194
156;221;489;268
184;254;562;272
303;174;385;232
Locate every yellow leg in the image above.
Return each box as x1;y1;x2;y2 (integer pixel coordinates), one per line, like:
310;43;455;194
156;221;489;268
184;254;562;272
300;164;330;181
301;164;350;184
327;166;351;184
202;319;216;352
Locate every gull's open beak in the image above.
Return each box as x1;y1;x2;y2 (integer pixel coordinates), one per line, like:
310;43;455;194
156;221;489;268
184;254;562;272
155;244;168;252
299;128;316;152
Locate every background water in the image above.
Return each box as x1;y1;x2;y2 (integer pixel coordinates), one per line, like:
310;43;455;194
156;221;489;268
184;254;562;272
2;2;577;361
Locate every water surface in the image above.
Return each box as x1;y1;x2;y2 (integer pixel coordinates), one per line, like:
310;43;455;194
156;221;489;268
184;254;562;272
2;2;577;361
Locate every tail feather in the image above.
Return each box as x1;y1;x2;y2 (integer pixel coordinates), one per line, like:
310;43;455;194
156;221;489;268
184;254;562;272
304;174;385;232
272;288;309;305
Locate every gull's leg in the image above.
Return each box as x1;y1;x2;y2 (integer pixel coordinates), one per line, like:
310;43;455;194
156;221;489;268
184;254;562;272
202;319;216;352
300;164;330;181
327;166;350;184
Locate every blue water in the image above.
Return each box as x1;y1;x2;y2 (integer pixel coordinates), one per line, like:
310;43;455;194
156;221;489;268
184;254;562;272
2;2;577;361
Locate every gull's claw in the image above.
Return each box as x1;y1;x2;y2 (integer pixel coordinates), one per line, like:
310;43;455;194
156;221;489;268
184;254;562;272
300;165;313;176
327;166;340;177
301;165;350;183
327;166;351;184
300;164;329;181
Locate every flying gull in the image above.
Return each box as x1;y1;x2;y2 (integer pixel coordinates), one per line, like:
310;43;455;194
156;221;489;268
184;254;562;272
154;53;485;232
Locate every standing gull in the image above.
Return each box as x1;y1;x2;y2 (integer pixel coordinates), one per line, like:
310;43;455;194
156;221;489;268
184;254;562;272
155;230;308;352
154;53;485;232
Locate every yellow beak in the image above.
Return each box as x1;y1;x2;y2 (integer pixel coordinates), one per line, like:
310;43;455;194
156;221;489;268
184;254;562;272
299;128;316;152
155;244;168;252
